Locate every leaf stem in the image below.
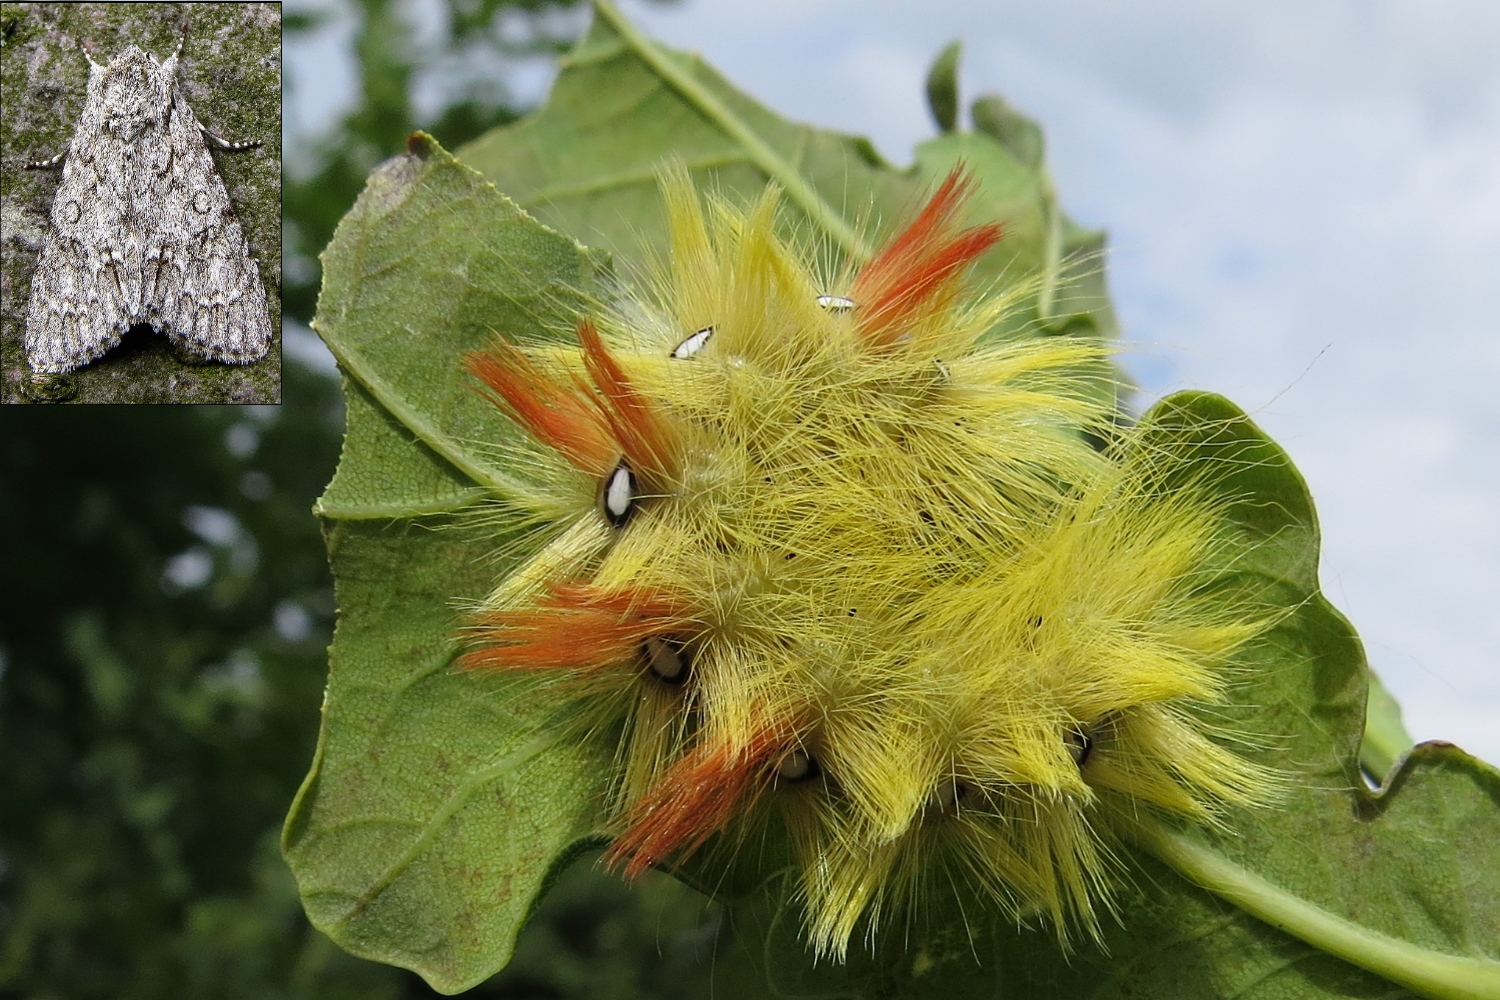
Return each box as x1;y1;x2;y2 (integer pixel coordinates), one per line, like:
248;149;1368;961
1036;171;1063;326
1132;820;1500;1000
590;0;874;262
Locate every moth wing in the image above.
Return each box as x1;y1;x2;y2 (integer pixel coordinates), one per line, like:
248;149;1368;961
147;92;273;365
24;140;135;374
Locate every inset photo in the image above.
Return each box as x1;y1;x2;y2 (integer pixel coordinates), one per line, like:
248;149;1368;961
0;1;282;404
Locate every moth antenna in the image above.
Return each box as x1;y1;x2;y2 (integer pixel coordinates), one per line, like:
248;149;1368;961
79;38;103;72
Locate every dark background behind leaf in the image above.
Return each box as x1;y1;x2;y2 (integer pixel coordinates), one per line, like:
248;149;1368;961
0;1;729;996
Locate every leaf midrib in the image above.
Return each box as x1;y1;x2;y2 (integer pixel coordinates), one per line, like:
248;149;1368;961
315;319;521;498
323;729;587;931
591;0;873;262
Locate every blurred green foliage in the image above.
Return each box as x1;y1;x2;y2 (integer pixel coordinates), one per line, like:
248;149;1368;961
2;1;728;996
284;0;597;326
0;364;372;997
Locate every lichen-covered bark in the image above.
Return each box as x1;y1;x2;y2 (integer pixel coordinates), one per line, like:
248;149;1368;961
0;1;282;404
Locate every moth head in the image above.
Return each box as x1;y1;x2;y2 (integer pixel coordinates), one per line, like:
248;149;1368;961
96;46;171;143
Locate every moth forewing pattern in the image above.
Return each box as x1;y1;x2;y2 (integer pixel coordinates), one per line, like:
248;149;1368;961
23;34;273;375
460;168;1281;959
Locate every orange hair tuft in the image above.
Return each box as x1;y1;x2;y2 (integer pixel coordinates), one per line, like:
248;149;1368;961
459;583;688;673
465;343;618;476
577;318;680;482
850;169;1003;348
605;721;785;879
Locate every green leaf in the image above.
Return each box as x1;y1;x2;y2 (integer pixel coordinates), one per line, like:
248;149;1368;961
1362;668;1416;780
282;137;616;993
925;41;962;134
971;95;1045;172
288;15;1132;983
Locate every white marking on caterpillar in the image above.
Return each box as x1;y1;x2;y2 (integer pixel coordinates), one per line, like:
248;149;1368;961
603;460;636;527
816;295;856;313
777;748;817;782
671;326;714;359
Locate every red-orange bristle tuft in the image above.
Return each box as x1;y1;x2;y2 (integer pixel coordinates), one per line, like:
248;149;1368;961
459;584;687;673
577;319;679;482
604;722;785;880
465;344;618;476
850;169;1003;348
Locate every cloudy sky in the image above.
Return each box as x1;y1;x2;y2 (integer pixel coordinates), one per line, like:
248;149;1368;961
286;0;1500;763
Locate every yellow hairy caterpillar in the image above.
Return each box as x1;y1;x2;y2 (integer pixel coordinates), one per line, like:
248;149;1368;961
457;167;1279;959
